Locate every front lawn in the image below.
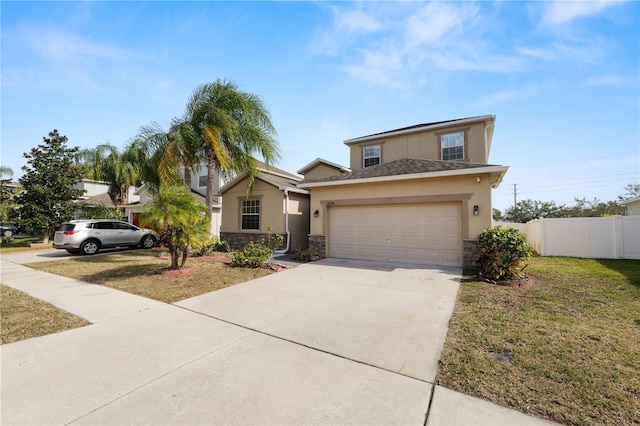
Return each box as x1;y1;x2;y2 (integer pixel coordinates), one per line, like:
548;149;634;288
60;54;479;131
0;236;50;253
436;257;640;425
1;284;90;344
26;250;274;303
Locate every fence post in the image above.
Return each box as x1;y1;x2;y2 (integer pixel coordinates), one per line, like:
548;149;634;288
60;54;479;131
613;216;624;259
539;218;546;256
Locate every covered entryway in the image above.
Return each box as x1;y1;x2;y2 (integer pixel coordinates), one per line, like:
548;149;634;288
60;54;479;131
329;203;463;267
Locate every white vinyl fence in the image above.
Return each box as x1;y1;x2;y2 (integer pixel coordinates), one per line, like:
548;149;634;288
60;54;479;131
493;216;640;260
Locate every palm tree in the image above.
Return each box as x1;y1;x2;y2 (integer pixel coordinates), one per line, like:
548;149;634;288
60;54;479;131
0;166;15;224
135;118;204;190
139;184;210;269
79;143;143;209
183;79;280;215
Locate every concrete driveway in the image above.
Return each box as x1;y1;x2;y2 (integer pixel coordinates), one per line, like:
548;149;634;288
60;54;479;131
1;254;458;425
2;252;554;425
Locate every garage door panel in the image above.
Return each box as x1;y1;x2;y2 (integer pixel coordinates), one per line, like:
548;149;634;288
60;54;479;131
329;203;462;267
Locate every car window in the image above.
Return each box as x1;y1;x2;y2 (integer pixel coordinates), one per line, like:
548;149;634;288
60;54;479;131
115;222;137;231
60;224;76;231
95;222;114;230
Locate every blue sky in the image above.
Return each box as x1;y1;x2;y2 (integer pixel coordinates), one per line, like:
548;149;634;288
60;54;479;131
2;1;638;212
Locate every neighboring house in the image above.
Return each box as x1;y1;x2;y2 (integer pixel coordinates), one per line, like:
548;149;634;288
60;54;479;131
217;162;310;252
73;179;140;218
621;197;640;216
298;115;509;269
122;166;224;235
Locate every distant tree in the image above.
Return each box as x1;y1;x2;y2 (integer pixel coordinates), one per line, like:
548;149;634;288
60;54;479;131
79;142;143;209
568;197;625;217
618;183;640;201
492;208;504;221
503;199;566;223
17;130;85;242
0;166;17;224
139;184;210;270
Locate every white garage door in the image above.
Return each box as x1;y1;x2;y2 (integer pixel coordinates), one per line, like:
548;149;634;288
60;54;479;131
329;203;462;267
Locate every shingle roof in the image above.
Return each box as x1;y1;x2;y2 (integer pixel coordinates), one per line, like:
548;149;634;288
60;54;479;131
79;192;115;207
306;158;499;183
344;115;494;144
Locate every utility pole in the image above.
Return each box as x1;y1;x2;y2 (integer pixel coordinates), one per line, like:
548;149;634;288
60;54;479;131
513;183;518;208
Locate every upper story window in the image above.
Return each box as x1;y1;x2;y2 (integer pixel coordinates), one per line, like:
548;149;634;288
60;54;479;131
198;168;208;187
363;145;381;168
241;199;260;230
441;132;465;161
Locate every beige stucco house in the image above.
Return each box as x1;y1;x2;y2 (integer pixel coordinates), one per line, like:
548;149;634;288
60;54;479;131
217;163;310;253
298;115;509;269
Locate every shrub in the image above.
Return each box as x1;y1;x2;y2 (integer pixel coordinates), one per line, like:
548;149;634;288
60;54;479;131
477;226;533;281
295;247;313;262
232;239;274;267
191;237;230;257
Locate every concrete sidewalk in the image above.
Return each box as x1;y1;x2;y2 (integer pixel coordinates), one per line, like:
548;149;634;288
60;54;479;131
1;250;555;425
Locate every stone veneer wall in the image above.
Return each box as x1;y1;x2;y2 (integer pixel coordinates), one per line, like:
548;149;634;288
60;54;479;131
308;235;326;257
221;232;287;251
463;239;479;270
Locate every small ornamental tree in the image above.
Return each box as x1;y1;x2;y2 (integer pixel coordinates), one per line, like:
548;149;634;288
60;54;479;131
477;226;533;282
17;130;85;242
140;184;210;269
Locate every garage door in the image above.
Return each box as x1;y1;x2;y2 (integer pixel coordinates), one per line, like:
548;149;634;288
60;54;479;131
329;203;462;267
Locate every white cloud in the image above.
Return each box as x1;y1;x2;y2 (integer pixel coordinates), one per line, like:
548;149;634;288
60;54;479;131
541;0;627;25
477;90;521;106
333;7;384;34
404;2;479;48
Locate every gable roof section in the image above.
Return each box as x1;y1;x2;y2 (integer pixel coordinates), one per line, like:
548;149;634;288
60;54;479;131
297;158;351;175
256;160;302;181
217;168;309;195
78;192;115;208
344;115;495;145
299;158;508;189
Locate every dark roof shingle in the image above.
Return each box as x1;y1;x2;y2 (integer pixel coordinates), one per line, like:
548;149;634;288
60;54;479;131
306;158;498;183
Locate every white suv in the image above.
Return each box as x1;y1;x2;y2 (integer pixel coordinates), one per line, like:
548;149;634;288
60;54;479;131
53;219;159;255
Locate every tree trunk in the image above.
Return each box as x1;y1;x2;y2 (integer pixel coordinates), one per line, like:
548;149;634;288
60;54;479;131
180;247;188;268
183;163;192;189
170;248;180;269
206;154;216;215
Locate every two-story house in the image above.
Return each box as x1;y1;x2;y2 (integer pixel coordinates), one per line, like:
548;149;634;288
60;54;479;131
298;115;508;269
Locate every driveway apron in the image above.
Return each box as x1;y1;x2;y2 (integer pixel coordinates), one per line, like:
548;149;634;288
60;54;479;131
2;253;461;424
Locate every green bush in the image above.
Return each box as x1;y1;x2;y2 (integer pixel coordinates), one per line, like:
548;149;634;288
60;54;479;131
232;239;274;267
191;237;230;257
477;226;533;281
295;247;313;262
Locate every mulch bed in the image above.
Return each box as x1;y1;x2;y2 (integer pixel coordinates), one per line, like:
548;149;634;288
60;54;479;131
480;274;533;288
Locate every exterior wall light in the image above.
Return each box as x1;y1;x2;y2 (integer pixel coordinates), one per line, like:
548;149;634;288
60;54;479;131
473;205;479;216
314;210;320;217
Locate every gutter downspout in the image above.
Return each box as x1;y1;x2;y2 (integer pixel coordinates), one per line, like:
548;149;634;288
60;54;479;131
275;189;291;254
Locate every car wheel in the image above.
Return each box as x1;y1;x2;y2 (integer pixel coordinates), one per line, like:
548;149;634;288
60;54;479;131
141;235;155;249
80;240;99;255
3;230;14;237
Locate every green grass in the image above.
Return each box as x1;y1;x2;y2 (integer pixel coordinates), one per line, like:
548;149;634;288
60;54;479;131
1;284;90;344
437;257;640;425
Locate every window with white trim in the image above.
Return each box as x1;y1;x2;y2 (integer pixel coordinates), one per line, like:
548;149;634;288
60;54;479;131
241;199;260;230
441;132;464;161
363;145;380;167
